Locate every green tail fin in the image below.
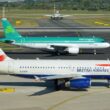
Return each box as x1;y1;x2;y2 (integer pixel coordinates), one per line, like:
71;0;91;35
1;18;21;39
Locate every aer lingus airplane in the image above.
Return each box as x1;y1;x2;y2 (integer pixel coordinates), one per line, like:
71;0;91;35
0;48;110;89
0;18;110;54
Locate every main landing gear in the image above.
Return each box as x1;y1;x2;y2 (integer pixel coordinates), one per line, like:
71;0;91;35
94;49;96;55
54;79;65;90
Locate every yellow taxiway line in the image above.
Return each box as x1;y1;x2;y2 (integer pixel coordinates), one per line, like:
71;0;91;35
0;88;15;93
48;88;109;110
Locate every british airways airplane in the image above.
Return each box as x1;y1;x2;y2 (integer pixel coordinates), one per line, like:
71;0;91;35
0;18;110;55
0;48;110;90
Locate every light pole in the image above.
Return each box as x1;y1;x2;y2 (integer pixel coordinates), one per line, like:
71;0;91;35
2;6;5;18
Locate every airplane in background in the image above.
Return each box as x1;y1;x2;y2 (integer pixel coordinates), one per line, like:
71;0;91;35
45;10;70;20
45;4;70;20
0;48;110;90
0;18;110;55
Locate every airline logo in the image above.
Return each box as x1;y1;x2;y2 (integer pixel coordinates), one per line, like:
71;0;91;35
5;26;15;34
96;64;110;66
77;66;109;72
0;55;5;61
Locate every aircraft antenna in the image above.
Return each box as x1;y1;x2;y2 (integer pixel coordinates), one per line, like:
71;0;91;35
93;35;95;38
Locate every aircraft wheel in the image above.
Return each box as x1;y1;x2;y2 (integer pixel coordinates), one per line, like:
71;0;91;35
93;49;96;55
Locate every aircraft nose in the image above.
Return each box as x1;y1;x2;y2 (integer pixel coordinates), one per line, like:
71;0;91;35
105;43;110;48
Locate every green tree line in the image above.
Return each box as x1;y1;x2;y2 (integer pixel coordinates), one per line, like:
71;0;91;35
0;0;110;11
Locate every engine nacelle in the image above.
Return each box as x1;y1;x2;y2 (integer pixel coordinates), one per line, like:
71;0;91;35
4;40;14;44
66;47;79;54
46;46;54;50
65;77;91;89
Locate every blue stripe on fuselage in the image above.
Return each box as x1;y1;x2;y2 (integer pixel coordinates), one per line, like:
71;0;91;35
84;75;110;79
11;74;110;80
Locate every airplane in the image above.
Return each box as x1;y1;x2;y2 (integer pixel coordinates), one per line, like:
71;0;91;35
45;10;70;20
0;48;110;90
45;4;70;20
0;18;110;55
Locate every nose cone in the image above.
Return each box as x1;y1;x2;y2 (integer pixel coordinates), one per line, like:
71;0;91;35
98;42;110;48
105;43;110;48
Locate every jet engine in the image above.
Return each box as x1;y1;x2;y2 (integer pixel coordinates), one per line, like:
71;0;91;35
65;77;91;89
66;47;79;54
4;40;14;44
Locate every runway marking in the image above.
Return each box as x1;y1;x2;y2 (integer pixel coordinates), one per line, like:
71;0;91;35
47;88;108;110
94;21;104;25
94;21;110;26
0;88;15;93
104;24;109;26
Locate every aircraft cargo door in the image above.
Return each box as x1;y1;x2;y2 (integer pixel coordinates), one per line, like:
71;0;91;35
8;61;14;74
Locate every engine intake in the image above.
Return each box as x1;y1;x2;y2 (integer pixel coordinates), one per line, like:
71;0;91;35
65;77;91;89
66;47;79;54
4;40;14;44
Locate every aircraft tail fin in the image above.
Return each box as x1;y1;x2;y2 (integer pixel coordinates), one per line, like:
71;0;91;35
1;18;22;39
0;48;12;61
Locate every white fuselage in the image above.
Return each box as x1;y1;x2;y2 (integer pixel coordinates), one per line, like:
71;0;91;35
1;59;110;79
51;11;62;18
14;42;110;49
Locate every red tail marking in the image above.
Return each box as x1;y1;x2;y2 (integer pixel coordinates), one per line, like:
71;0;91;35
0;55;5;61
96;64;110;66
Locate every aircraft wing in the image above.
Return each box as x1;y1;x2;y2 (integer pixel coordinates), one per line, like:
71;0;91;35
47;45;79;54
61;15;71;17
34;74;82;80
45;14;52;17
